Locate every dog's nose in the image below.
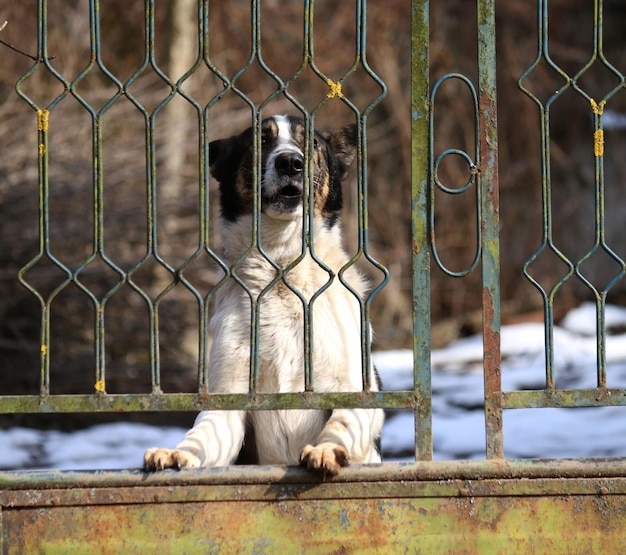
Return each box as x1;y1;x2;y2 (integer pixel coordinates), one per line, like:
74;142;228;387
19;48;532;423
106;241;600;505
275;152;304;177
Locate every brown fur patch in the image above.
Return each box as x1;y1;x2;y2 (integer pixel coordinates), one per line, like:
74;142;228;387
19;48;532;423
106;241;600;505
235;169;254;214
313;171;331;220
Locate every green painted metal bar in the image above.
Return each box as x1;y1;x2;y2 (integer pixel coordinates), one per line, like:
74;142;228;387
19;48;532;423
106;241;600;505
350;0;390;392
429;74;481;279
68;0;128;396
0;391;415;414
411;0;432;461
14;0;74;401
425;1;501;460
503;387;626;409
477;0;502;459
570;0;626;389
518;0;573;391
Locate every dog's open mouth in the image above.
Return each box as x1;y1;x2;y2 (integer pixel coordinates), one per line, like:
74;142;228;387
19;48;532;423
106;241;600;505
263;181;303;213
276;183;302;203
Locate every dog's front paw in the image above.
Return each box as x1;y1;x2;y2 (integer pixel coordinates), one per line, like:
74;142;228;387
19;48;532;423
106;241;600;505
143;448;201;471
300;443;349;477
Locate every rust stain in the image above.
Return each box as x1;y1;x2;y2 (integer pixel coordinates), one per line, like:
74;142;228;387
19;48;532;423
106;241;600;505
482;289;503;459
478;90;499;210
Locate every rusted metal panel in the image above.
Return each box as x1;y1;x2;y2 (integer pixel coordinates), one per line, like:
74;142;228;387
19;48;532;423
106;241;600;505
3;466;626;554
5;496;626;554
4;461;626;554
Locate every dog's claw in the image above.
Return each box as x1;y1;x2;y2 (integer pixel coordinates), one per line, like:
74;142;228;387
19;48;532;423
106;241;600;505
143;448;201;471
300;443;349;477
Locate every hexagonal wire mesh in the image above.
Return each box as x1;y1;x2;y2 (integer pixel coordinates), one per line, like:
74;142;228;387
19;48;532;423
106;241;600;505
6;1;419;449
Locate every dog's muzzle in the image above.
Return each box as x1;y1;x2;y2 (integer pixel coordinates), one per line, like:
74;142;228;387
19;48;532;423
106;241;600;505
263;151;304;214
275;151;304;178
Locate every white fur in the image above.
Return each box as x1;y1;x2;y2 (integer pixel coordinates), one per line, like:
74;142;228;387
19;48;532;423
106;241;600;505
167;215;383;467
274;115;294;145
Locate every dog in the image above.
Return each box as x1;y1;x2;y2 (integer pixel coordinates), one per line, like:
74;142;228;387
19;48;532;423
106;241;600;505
143;115;384;477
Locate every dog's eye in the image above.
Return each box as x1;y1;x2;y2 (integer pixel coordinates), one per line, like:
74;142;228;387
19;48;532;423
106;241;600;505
261;132;272;148
313;138;319;149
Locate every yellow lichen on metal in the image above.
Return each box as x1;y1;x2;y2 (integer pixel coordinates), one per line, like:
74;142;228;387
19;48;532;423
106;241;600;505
94;379;105;392
590;99;606;157
326;79;343;99
590;98;606;115
594;128;604;157
37;109;49;131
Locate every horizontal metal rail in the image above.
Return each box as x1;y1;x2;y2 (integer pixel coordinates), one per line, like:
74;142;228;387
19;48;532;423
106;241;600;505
503;388;626;409
4;458;626;492
0;391;417;414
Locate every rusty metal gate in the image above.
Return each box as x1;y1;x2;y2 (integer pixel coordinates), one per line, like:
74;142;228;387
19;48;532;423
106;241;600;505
2;0;626;552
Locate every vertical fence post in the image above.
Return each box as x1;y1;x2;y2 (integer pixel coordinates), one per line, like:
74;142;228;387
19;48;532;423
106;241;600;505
411;0;433;461
477;0;502;459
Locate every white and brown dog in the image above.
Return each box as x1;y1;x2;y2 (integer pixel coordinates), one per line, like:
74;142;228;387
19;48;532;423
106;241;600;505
144;115;383;476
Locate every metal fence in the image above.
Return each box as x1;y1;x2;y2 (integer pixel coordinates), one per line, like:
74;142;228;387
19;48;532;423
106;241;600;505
1;0;625;467
516;0;626;402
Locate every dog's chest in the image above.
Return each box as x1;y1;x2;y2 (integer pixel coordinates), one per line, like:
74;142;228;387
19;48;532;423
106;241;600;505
251;409;328;465
215;254;362;393
256;278;352;393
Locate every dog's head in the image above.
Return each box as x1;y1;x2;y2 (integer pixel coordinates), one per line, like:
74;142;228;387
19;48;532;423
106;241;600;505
209;115;357;228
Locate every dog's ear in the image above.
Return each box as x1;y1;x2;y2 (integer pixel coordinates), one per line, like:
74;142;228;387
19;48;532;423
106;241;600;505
322;124;358;180
209;137;233;183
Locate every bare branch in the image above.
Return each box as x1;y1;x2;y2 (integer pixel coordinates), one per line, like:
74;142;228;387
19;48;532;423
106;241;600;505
0;21;55;61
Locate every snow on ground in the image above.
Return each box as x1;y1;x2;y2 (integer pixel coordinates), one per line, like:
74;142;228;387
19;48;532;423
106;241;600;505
3;302;626;471
381;302;626;462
